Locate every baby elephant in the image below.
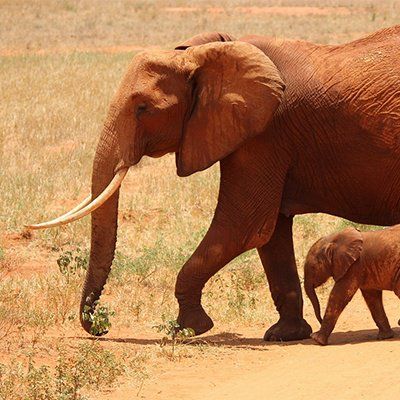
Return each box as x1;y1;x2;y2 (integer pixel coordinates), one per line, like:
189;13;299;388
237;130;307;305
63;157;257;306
304;226;400;345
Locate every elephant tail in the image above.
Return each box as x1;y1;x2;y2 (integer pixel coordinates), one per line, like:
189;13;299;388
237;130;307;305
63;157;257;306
305;283;323;324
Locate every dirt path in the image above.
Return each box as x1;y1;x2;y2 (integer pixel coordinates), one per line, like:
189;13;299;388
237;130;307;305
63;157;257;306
102;291;400;399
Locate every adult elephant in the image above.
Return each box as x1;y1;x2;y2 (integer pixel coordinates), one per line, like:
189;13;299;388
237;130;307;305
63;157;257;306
27;26;400;341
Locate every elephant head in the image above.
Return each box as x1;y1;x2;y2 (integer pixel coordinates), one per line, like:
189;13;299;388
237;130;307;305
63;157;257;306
26;37;285;335
304;227;363;323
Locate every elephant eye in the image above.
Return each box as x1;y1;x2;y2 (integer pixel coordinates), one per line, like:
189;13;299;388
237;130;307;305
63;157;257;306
136;103;147;117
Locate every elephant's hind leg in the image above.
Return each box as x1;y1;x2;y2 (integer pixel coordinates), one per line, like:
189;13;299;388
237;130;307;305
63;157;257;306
361;289;393;340
258;214;312;341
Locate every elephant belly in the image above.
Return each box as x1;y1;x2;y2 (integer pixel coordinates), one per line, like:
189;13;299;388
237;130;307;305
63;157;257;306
281;150;400;227
360;236;400;291
360;266;395;291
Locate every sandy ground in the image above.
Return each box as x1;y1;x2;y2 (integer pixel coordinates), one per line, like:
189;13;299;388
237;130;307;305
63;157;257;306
97;291;400;400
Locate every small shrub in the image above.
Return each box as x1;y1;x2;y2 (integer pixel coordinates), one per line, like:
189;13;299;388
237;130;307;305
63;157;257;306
82;300;114;336
57;248;88;278
0;361;25;400
26;362;54;400
55;342;124;396
75;342;124;388
44;274;79;325
0;342;126;400
0;289;25;340
27;308;54;346
153;316;195;359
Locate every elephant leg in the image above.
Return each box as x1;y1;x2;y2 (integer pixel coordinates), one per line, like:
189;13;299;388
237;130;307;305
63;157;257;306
311;277;359;345
361;289;393;340
175;222;245;335
175;137;291;336
258;214;312;341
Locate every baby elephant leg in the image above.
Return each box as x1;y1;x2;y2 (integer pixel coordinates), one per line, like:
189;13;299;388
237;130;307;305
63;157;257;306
311;278;359;345
361;289;393;340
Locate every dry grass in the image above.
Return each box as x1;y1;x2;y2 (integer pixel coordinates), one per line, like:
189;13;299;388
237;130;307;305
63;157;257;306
0;0;394;398
1;0;400;54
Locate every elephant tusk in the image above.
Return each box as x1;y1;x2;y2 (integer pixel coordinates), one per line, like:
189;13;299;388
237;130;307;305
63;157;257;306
22;195;92;229
58;195;93;218
25;168;128;230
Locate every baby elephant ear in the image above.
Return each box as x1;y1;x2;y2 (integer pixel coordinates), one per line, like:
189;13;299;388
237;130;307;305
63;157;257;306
328;227;363;281
177;41;285;177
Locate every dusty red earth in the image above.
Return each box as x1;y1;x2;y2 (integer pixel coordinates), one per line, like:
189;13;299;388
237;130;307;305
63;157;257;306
3;227;399;399
0;232;57;278
100;292;400;400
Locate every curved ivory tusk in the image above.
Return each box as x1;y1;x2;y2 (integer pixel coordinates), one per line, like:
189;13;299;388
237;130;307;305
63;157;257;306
23;195;92;230
59;195;92;218
25;168;128;230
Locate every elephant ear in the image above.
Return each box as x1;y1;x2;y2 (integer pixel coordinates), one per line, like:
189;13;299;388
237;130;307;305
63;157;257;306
324;228;363;281
175;32;235;50
176;41;285;177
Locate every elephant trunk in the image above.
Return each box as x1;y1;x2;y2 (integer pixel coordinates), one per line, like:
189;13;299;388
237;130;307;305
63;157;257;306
305;281;323;324
79;125;124;335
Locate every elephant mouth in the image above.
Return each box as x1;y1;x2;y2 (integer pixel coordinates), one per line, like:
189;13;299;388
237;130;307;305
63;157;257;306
24;167;129;230
147;149;173;158
145;142;178;158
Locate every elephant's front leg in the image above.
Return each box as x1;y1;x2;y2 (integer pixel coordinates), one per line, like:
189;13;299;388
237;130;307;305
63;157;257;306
175;223;244;335
175;136;290;336
311;275;359;345
258;214;312;341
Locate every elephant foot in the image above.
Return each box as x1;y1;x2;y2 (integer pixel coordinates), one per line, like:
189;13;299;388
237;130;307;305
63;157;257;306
377;328;394;340
310;331;328;346
177;304;214;336
264;318;312;342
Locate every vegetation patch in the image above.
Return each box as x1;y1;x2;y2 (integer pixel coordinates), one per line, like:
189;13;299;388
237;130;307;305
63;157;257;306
0;342;128;400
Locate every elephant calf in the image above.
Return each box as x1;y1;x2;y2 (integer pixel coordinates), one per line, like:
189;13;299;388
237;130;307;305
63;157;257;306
304;226;400;345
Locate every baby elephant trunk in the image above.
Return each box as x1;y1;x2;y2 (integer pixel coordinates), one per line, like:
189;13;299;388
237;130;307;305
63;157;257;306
305;282;323;324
